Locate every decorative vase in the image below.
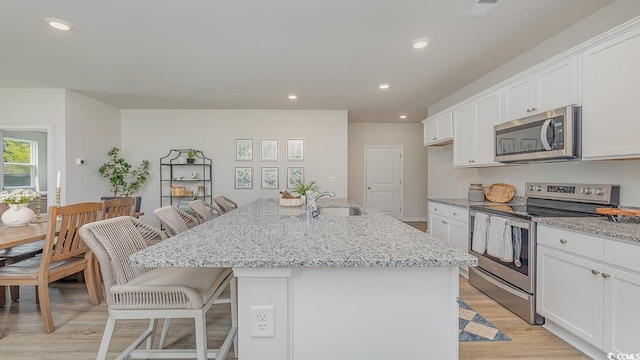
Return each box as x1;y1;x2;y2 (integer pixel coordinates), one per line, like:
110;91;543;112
1;204;36;227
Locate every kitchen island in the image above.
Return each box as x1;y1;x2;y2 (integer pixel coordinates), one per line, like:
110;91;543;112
131;198;477;359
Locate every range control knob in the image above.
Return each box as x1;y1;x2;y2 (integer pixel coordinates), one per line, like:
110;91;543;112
594;188;604;196
583;188;592;194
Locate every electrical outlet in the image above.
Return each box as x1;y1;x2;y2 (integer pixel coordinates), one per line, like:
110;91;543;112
250;306;275;338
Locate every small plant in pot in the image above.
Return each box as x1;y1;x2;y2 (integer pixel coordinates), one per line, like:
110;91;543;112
292;179;320;197
186;149;196;164
98;147;150;212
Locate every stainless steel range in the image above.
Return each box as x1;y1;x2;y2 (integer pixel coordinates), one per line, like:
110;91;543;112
468;182;620;324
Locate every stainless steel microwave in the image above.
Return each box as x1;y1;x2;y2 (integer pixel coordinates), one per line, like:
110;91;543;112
494;106;581;163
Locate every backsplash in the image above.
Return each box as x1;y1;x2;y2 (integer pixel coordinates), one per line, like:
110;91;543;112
428;144;640;206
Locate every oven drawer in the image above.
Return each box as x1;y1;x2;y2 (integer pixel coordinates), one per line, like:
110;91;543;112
537;225;604;261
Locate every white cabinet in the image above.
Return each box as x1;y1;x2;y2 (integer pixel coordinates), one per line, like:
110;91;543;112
582;26;640;160
422;112;453;146
453;90;502;167
537;246;604;347
502;56;579;122
537;225;640;357
428;201;469;277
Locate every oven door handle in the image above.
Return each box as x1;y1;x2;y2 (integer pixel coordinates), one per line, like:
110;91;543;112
470;210;531;230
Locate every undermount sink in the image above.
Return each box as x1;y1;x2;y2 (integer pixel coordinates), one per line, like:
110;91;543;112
318;207;364;216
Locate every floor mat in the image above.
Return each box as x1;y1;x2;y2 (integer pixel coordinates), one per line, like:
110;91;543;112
459;299;511;341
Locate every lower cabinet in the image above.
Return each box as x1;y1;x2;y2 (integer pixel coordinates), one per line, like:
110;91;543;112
537;225;640;357
428;202;469;277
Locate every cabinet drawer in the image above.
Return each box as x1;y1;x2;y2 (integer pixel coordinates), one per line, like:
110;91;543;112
446;207;468;222
605;240;640;273
538;225;604;260
428;202;446;216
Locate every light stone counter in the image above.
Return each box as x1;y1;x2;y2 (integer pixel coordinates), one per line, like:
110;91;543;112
130;197;477;268
130;198;472;359
535;216;640;243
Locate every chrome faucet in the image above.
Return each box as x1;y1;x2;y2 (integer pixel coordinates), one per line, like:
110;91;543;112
313;191;336;201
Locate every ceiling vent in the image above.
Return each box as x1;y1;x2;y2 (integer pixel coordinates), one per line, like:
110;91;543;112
462;0;502;17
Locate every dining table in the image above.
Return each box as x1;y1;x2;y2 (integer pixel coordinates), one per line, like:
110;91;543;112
0;221;59;250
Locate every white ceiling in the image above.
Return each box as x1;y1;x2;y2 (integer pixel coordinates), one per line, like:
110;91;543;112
0;0;614;123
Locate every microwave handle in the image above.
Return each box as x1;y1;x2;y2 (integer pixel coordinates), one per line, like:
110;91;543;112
540;119;553;151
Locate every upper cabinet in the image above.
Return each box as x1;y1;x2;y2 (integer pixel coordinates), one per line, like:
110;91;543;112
453;90;502;168
502;56;580;122
582;26;640;160
422;111;453;146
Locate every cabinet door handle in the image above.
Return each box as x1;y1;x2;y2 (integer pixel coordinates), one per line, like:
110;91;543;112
367;187;371;189
591;269;600;275
434;208;438;211
442;221;448;224
560;239;568;244
432;137;437;140
452;212;457;216
532;107;537;111
602;273;611;279
527;108;532;113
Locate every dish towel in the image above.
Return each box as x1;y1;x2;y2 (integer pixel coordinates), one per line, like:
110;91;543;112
487;216;513;262
512;227;522;267
471;213;489;254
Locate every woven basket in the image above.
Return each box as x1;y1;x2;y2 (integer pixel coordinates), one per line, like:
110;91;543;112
485;183;515;203
170;186;186;196
279;198;303;207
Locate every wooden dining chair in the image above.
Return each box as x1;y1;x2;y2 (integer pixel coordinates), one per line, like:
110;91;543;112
212;195;238;213
0;202;102;332
79;216;237;360
188;199;222;223
153;205;199;236
100;197;136;219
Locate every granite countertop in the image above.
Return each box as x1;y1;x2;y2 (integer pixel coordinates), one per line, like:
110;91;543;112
429;198;640;244
130;198;477;269
428;197;525;208
535;217;640;243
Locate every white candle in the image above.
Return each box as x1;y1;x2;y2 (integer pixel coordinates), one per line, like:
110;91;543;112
35;176;40;193
56;171;61;188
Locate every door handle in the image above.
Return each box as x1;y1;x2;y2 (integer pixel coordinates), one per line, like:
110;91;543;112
367;187;371;190
540;119;553;151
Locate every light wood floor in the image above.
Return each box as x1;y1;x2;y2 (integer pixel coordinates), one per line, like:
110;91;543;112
0;221;588;359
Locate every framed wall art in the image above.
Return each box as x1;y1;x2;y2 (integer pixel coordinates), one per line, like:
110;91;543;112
286;138;304;161
236;139;253;161
260;138;278;161
286;166;304;189
235;167;253;189
261;167;279;189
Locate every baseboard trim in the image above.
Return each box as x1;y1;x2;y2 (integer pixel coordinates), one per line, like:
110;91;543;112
402;217;427;222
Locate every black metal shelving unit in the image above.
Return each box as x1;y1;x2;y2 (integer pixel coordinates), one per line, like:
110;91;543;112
160;149;212;210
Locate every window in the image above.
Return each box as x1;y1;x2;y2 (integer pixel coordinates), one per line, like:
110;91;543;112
3;137;37;188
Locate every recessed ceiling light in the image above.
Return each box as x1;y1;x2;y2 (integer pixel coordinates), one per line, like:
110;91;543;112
45;17;75;31
399;115;408;119
412;39;428;49
288;95;298;100
378;83;390;90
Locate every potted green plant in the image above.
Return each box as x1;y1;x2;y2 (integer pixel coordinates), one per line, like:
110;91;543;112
98;147;150;212
186;149;196;164
292;179;319;197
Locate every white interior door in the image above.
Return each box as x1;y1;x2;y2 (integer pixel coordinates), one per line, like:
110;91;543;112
365;146;402;219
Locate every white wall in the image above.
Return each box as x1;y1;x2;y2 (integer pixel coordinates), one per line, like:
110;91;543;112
348;123;428;220
121;109;348;226
427;2;640;205
65;90;121;204
0;89;66;206
427;144;479;200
